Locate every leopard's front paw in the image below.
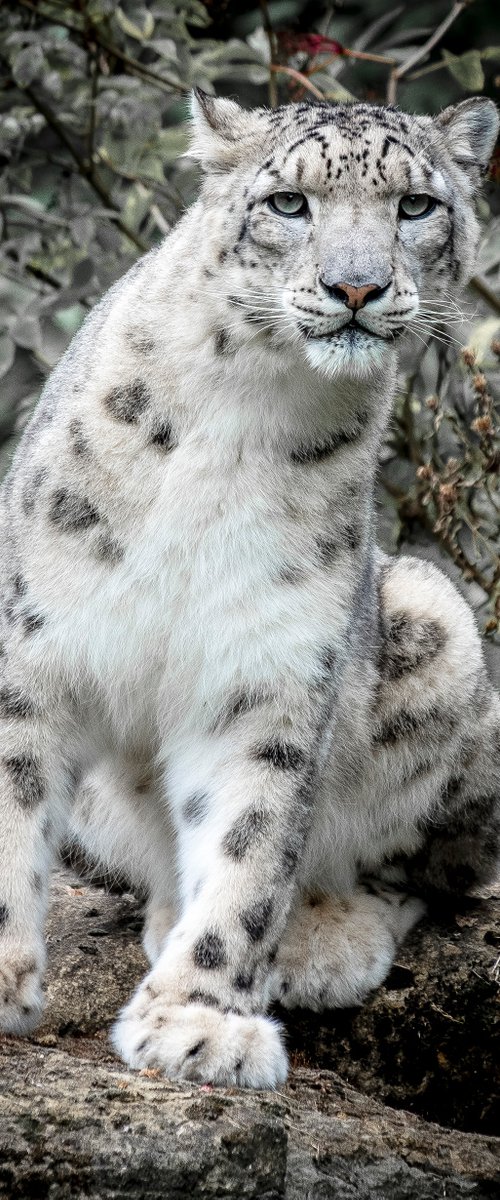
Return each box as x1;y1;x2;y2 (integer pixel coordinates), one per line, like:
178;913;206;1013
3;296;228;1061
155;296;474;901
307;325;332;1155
112;984;287;1088
0;950;45;1034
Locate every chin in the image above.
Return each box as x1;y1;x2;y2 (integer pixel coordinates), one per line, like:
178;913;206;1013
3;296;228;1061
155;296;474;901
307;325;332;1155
303;327;395;381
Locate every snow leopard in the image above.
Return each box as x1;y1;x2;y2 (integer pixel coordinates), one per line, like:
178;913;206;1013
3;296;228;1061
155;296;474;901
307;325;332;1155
0;91;498;1089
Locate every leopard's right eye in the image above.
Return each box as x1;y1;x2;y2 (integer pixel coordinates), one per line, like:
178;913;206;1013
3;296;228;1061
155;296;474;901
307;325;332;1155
267;192;308;218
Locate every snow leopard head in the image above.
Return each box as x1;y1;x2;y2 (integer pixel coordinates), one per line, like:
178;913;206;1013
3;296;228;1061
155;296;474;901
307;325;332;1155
190;92;498;380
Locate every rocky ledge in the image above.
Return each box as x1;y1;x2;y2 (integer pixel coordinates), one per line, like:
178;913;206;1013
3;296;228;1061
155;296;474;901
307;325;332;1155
0;870;499;1199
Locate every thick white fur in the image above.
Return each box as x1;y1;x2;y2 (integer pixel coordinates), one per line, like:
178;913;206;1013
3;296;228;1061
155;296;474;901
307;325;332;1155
0;94;498;1087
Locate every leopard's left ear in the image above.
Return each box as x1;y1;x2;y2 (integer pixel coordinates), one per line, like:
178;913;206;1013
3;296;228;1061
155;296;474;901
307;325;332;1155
435;96;499;173
188;89;262;172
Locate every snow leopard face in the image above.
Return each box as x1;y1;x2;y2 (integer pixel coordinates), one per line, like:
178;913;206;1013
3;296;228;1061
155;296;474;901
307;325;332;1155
190;93;498;380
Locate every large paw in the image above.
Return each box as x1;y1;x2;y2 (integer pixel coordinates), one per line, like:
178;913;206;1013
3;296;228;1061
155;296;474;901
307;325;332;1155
270;890;426;1011
112;987;287;1088
0;952;45;1034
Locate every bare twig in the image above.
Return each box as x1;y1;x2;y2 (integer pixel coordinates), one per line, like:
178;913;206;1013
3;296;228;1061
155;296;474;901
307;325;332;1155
307;47;396;78
270;64;324;101
354;6;405;53
0;197;67;226
259;0;279;108
86;49;99;170
319;5;403;81
386;1;467;104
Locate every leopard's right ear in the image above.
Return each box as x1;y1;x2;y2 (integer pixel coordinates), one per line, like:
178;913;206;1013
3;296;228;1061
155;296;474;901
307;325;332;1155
188;89;261;171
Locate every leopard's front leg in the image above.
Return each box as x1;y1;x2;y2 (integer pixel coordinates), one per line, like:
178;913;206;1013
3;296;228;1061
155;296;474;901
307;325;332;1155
112;664;335;1087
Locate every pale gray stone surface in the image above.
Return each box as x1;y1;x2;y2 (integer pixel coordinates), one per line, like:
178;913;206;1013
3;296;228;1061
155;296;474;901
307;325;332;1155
0;870;498;1198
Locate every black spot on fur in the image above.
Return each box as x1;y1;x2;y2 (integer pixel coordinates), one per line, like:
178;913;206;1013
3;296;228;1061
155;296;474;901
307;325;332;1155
373;706;456;747
281;842;300;879
319;646;336;676
441;776;464;804
182;792;209;826
342;522;362;551
149;421;175;452
213;688;268;734
3;754;44;809
49;489;100;534
222;808;269;861
254;741;305;771
94;534;124;564
187;990;220;1008
193;930;227;969
13;575;28;597
233;967;255;991
68;418;90;457
103;379;151;424
214;329;230;355
379;615;446;681
0;686;34;719
240;898;273;942
186;1039;206;1059
290;421;365;464
129;335;156;355
22;467;47;517
0;903;9;928
23;612;45;635
316;536;337;566
278;564;305;585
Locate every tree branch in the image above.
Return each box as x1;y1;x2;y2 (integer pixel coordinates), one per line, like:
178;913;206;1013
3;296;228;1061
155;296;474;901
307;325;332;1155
386;1;468;104
259;0;279;108
270;64;324;100
20;81;147;252
15;0;186;95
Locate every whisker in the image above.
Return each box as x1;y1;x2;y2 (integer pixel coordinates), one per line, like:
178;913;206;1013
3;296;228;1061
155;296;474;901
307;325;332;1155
407;323;466;349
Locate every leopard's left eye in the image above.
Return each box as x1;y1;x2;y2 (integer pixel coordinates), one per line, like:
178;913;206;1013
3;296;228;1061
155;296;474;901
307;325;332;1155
399;194;436;219
268;192;308;217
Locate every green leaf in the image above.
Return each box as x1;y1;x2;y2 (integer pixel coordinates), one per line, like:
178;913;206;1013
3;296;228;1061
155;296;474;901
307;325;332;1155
441;49;485;92
53;305;85;335
115;6;155;41
157;126;190;162
319;79;356;103
480;46;500;61
12;44;45;88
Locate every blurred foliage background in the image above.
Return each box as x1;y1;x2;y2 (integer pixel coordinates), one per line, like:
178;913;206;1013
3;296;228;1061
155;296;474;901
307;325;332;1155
0;0;499;641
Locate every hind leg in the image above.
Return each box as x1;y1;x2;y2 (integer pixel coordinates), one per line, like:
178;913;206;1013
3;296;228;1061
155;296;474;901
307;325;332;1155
374;554;500;901
271;554;499;1011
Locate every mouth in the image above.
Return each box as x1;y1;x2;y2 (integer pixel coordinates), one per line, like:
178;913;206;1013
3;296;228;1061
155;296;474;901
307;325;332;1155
299;320;397;344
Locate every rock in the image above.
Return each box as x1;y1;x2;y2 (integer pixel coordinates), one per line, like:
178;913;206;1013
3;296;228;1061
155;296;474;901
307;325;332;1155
0;870;499;1198
284;886;500;1136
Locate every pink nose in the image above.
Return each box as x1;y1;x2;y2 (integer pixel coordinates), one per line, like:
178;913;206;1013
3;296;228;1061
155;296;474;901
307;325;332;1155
329;282;386;311
318;279;388;309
